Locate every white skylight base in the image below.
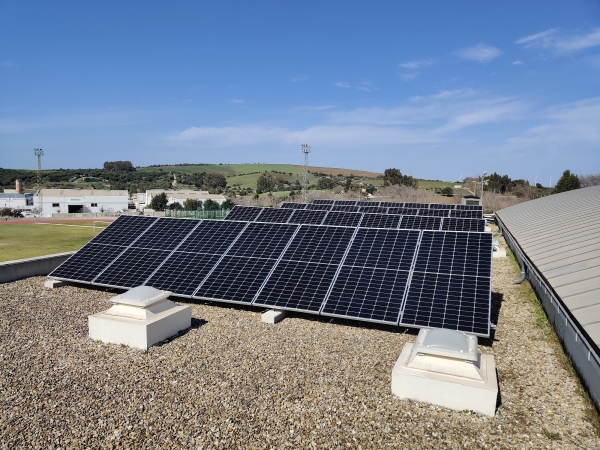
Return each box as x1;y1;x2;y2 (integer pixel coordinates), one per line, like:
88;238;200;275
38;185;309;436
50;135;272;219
89;289;191;350
392;334;498;417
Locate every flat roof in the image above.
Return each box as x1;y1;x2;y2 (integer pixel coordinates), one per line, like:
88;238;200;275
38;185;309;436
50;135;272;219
40;189;129;196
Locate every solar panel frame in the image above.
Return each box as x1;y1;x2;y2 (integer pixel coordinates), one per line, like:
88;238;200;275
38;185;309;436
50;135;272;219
332;200;358;206
313;199;334;204
450;210;483;219
331;205;360;212
93;247;173;288
254;208;294;223
456;204;483;211
131;218;200;251
278;225;356;265
227;222;299;260
429;203;455;209
358;206;389;214
379;202;405;208
417;209;450;217
399;215;442;230
177;220;248;255
441;217;486;232
305;203;331;211
321;211;363;227
358;213;401;229
88;215;158;247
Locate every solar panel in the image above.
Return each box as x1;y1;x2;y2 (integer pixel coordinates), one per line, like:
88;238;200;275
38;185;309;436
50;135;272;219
429;203;455;209
313;199;334;204
305;203;331;211
417;209;450;217
380;202;405;208
456;204;483;211
412;231;492;278
194;256;277;304
450;210;483;219
49;244;128;283
133;218;199;251
399;215;442;230
358;206;388;214
90;215;158;246
331;205;360;212
178;220;248;254
225;205;264;221
255;208;294;223
253;225;355;312
358;201;381;207
227;222;298;259
278;225;356;265
145;253;222;297
359;213;401;229
404;202;423;209
388;207;419;215
400;272;491;336
321;211;363;227
287;209;328;225
332;200;357;206
441;217;486;232
94;248;172;288
280;202;307;209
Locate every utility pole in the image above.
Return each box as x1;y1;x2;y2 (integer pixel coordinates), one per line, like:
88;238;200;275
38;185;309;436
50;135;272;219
34;148;44;217
301;144;311;203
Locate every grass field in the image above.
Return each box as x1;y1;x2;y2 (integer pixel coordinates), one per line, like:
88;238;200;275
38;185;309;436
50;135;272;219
0;222;109;262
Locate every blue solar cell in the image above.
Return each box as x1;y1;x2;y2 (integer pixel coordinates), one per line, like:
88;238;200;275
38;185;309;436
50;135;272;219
305;203;331;211
321;211;363;227
93;248;172;288
145;253;221;296
49;244;127;282
177;220;247;255
400;272;491;336
359;213;401;229
287;209;328;225
331;205;360;212
194;256;276;304
450;210;483;219
90;215;158;246
441;217;486;232
256;208;294;223
417;209;450;217
322;267;410;324
280;225;355;265
132;218;199;251
280;202;307;209
313;199;334;204
399;215;442;230
253;261;338;312
343;228;420;271
225;205;264;221
227;222;297;259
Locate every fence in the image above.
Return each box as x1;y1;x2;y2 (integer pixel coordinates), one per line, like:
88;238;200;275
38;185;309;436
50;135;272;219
164;209;231;220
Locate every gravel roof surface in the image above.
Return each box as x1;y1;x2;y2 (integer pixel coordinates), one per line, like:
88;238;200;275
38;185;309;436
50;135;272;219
1;235;599;449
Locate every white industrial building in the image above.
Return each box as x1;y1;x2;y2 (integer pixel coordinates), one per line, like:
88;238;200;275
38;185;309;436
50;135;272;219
134;190;227;210
0;193;34;211
36;189;129;217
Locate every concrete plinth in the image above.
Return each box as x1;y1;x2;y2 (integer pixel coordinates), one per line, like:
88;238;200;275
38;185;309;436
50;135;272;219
391;329;498;417
493;247;507;258
45;279;65;288
88;286;191;350
261;309;288;324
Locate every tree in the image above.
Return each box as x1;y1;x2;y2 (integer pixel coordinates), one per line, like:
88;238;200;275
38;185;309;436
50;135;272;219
204;199;220;210
183;198;203;210
317;177;338;190
103;161;135;172
485;172;513;193
383;168;418;188
440;187;454;197
221;199;235;209
256;174;275;194
149;192;168;211
169;202;183;210
203;172;227;192
553;170;581;194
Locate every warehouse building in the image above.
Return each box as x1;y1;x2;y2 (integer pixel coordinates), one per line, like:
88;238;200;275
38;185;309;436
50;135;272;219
0;193;34;211
496;185;600;410
36;189;129;217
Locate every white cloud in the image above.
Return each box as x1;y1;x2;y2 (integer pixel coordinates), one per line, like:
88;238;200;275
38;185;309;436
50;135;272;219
512;60;524;65
291;75;308;82
334;81;351;88
398;58;433;70
230;98;245;104
399;72;418;82
455;43;502;62
516;28;600;54
356;81;376;91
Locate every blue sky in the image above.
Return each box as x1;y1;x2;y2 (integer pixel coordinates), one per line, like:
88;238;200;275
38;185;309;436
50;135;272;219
1;1;599;183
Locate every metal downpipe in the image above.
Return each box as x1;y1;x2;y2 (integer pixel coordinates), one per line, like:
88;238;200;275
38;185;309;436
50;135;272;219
514;259;526;284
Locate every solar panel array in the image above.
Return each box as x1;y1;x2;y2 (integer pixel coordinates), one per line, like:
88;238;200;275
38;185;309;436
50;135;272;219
50;214;493;336
225;205;486;232
280;200;483;217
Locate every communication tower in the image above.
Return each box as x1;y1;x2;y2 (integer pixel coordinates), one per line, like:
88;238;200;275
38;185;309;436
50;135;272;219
34;148;43;216
301;144;310;202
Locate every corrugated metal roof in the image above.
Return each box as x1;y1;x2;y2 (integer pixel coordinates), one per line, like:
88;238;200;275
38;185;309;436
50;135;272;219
496;186;600;344
40;189;128;196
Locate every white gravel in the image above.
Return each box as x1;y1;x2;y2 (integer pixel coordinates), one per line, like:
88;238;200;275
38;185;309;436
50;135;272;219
1;236;599;448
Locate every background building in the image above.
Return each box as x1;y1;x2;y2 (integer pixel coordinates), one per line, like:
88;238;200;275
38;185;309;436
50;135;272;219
0;193;34;211
36;189;129;217
136;190;227;210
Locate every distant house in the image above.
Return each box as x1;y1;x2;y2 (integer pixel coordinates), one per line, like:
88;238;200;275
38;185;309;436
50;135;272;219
136;189;227;210
36;189;129;217
0;193;34;211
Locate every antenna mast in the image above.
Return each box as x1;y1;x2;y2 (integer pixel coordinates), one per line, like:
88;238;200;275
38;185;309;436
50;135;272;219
301;144;310;203
34;148;43;217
